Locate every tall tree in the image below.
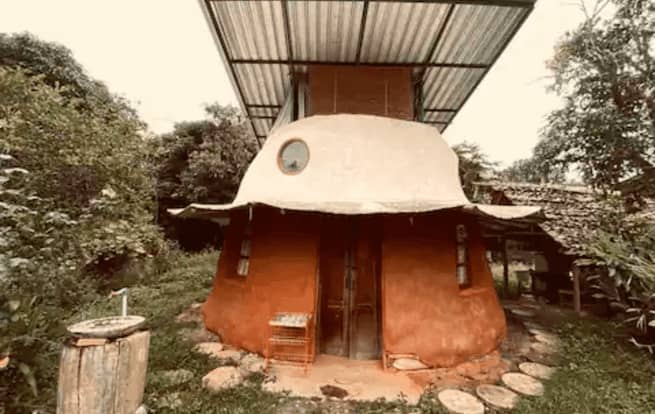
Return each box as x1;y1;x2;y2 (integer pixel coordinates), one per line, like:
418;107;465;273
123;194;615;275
0;32;139;122
152;105;256;206
501;139;568;184
151;104;257;249
542;0;655;187
452;141;497;200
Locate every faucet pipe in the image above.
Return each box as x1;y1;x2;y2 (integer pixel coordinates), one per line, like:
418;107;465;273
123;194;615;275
109;288;129;317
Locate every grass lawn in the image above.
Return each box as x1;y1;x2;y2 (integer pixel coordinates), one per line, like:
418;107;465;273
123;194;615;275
68;251;655;413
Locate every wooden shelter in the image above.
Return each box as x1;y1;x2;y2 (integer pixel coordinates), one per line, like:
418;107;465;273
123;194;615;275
474;181;621;314
172;0;540;369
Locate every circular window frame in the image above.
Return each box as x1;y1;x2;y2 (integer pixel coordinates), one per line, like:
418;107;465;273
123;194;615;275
277;138;310;175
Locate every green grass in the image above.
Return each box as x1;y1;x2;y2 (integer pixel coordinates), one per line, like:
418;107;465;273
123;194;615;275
66;252;655;413
513;319;655;414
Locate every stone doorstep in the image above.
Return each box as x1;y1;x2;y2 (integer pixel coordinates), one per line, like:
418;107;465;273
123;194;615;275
392;357;429;371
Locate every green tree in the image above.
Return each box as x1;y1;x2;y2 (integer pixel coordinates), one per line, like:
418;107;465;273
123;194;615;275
153;105;256;206
0;65;164;412
501;139;568;184
542;0;655;187
452;141;498;200
151;104;256;249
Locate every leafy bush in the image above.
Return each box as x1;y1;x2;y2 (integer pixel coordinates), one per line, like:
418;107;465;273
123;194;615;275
0;65;165;412
583;198;655;351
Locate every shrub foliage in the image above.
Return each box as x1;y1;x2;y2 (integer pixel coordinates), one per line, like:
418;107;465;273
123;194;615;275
0;66;164;411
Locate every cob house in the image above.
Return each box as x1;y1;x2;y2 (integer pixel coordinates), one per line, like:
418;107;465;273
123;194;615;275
173;0;540;370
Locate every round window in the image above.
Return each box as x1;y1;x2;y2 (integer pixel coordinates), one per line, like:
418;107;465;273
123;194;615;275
278;139;309;174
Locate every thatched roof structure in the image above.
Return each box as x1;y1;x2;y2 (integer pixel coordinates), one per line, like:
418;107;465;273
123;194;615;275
474;181;610;256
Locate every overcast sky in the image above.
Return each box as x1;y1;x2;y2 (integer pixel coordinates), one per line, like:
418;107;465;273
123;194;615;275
1;1;594;167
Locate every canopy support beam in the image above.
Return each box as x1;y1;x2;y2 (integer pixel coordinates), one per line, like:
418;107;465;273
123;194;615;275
230;59;488;69
355;0;370;64
572;265;582;315
502;238;509;298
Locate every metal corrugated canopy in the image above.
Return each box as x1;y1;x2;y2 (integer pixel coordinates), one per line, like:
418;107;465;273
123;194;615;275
199;0;536;143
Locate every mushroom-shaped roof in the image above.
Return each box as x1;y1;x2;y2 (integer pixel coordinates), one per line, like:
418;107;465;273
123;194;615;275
172;114;541;220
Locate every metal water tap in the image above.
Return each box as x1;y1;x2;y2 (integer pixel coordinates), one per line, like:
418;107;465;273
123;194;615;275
109;288;129;317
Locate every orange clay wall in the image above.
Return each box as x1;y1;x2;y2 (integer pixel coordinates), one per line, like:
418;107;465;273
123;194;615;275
381;213;506;367
307;66;414;120
202;207;320;354
203;209;506;366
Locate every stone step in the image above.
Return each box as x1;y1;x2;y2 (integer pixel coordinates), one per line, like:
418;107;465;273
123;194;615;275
502;372;544;396
475;384;519;410
518;362;555;380
437;389;485;414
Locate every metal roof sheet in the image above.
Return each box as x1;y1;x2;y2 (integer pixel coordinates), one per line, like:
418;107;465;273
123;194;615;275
200;0;536;143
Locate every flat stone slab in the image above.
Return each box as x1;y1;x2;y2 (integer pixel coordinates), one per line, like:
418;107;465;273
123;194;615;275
502;372;544;396
526;351;557;366
511;309;536;318
534;333;559;347
475;384;519;410
392;358;429;371
523;322;544;331
519;362;555;380
527;327;550;336
195;342;224;357
240;353;266;375
213;349;243;362
530;342;557;355
67;316;145;339
202;366;243;391
437;389;485;414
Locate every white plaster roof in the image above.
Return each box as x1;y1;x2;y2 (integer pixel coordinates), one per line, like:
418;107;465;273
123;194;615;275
171;114;542;221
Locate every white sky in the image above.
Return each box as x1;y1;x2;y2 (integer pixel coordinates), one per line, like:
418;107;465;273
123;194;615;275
0;1;594;167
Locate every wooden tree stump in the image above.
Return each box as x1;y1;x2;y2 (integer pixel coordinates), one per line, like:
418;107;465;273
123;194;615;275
57;330;150;414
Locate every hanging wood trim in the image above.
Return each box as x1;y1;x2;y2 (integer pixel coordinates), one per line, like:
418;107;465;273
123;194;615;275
237;223;252;276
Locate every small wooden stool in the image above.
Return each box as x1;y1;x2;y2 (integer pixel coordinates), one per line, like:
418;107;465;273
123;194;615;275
265;312;313;373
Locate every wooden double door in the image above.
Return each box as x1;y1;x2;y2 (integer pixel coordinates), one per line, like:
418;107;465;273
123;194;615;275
318;216;382;360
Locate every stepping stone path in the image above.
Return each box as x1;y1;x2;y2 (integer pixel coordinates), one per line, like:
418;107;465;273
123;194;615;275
534;333;559;347
202;366;244;391
527;327;548;336
526;351;557;366
523;321;544;331
530;341;557;355
475;384;519;410
510;308;536;318
437;389;485;414
195;342;224;356
519;362;554;380
502;372;544;396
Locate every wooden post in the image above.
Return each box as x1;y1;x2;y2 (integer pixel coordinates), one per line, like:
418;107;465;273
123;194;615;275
57;331;150;414
502;238;509;298
572;265;582;315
